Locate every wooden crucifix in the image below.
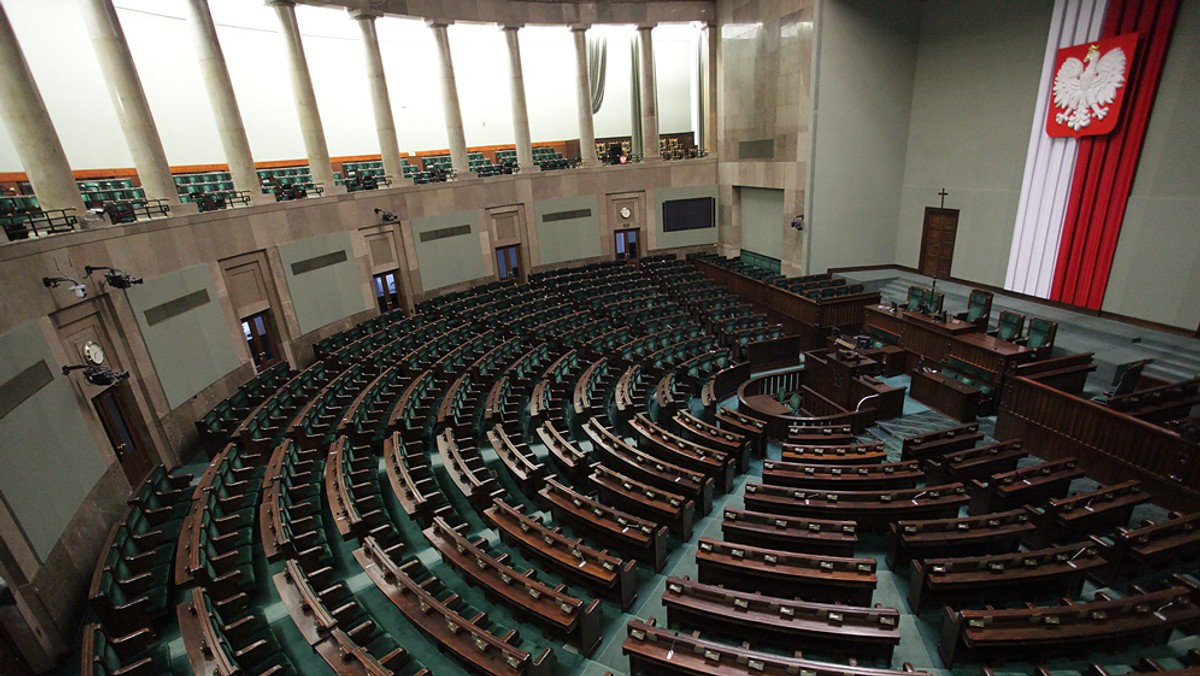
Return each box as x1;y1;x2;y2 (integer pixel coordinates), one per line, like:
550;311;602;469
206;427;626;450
937;188;949;208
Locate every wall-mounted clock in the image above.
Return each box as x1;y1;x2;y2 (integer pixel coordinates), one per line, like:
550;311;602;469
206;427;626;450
619;206;632;220
82;340;105;365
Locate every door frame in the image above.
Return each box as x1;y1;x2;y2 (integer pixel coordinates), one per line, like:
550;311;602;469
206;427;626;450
371;269;403;314
494;244;523;283
918;207;960;278
614;227;642;260
93;384;154;484
241;309;284;372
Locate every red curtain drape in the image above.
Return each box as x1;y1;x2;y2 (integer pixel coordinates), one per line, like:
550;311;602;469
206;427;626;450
1049;0;1180;309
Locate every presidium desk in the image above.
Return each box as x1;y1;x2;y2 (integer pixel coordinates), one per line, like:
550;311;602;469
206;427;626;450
863;304;1035;391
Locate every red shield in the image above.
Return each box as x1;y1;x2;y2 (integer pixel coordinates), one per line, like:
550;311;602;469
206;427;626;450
1046;32;1138;138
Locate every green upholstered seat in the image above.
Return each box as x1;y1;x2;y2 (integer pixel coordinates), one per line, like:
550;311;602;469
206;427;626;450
906;286;923;311
94;570;170;633
1020;317;1057;350
87;623;172;676
112;526;173;571
990;309;1025;342
956;289;993;325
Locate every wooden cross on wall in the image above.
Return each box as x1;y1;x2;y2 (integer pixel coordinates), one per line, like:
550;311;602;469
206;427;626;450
938;188;949;209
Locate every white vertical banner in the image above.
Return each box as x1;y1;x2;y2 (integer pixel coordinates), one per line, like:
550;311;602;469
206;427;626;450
1004;0;1108;297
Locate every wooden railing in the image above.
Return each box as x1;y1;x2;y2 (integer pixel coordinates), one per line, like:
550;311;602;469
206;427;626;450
692;258;880;347
746;333;803;371
738;367;878;436
996;375;1200;511
710;361;750;402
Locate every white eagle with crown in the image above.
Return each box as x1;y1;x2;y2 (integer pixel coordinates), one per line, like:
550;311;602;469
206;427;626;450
1052;43;1128;131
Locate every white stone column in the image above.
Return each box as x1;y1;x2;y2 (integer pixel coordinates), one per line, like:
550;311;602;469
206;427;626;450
80;0;181;206
0;4;84;214
637;24;660;161
701;22;718;155
502;25;533;172
183;0;258;199
429;21;469;176
268;0;338;192
571;25;598;165
352;10;404;183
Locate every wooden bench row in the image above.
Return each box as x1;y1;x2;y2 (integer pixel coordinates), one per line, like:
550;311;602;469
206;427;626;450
484;498;638;610
423;516;602;656
540;478;669;572
744;481;969;531
696;537;877;606
272;560;426;675
355;536;554;676
662;575;901;661
584;417;714;515
623;617;929;676
940;576;1200;666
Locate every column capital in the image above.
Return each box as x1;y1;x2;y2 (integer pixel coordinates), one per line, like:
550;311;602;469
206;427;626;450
425;19;452;29
348;9;383;21
263;0;295;7
636;23;657;32
569;23;590;33
500;23;524;31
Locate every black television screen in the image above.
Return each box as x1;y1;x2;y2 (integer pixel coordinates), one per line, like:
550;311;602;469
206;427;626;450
662;197;715;232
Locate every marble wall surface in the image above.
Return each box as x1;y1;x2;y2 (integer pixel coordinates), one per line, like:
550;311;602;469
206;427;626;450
715;0;814;275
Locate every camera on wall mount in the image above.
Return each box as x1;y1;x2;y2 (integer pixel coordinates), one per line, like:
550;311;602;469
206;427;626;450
791;214;805;231
61;364;130;387
374;208;398;223
85;265;142;289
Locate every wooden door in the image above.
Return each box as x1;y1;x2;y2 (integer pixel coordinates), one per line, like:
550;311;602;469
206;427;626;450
495;245;522;282
615;229;640;259
94;385;155;484
372;270;403;314
241;310;282;372
918;208;959;278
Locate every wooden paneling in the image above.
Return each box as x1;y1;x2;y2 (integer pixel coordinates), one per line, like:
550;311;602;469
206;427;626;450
738;367;878;436
692;258;881;347
995;376;1200;511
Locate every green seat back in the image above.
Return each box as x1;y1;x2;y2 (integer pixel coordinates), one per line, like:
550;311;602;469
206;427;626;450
906;286;923;310
966;291;990;322
1026;318;1054;349
996;310;1024;341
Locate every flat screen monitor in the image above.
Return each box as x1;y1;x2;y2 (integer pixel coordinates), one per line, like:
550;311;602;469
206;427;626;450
662;197;715;232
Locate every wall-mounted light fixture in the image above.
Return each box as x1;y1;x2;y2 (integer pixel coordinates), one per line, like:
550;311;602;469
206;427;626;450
43;276;87;298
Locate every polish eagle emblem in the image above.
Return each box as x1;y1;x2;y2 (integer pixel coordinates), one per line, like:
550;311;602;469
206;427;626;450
1053;44;1127;131
1046;33;1137;138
